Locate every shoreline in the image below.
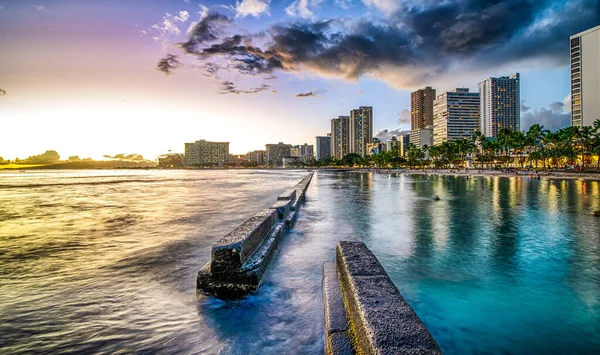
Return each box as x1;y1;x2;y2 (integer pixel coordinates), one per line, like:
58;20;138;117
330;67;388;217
330;168;600;182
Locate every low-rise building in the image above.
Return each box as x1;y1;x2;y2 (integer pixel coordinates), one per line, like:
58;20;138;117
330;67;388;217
265;142;292;166
246;150;266;165
185;140;229;166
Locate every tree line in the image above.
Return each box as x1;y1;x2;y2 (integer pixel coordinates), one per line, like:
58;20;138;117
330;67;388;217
299;119;600;171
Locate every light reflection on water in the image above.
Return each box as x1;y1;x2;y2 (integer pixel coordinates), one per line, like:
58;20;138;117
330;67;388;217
1;170;600;354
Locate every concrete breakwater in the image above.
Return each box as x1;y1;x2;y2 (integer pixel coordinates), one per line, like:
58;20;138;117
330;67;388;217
323;241;442;354
197;172;314;300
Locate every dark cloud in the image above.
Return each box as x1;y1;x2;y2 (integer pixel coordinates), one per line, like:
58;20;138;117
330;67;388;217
181;12;232;53
220;81;270;94
159;1;600;88
375;129;411;141
0;88;6;96
156;54;181;74
521;100;570;132
296;92;317;97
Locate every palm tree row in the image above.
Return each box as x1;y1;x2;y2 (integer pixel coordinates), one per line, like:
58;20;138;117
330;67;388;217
309;119;600;171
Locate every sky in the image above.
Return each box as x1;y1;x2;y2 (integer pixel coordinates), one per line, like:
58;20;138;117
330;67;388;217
0;0;598;160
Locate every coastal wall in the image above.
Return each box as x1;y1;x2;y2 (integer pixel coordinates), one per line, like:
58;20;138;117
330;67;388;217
197;172;314;299
323;241;442;355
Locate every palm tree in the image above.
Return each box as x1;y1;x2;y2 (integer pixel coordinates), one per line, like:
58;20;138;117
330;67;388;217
579;126;594;170
526;124;549;169
472;131;485;169
498;127;516;167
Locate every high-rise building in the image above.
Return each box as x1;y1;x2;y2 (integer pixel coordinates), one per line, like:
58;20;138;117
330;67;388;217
184;139;229;166
410;87;436;145
246;150;266;165
433;88;480;146
350;106;373;157
570;25;600;127
331;116;350;160
265;142;292;166
478;73;520;137
315;134;331;161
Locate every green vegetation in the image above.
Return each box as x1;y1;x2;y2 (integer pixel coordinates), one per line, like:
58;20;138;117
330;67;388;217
305;119;600;171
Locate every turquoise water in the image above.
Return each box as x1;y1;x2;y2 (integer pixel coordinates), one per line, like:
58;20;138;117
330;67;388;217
306;172;600;354
1;170;599;354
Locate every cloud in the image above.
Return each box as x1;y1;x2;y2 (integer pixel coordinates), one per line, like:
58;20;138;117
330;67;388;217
397;109;411;125
375;129;411;141
296;92;316;97
33;4;51;13
159;0;599;90
296;88;326;97
361;0;400;14
220;81;270;94
521;100;570;132
285;0;324;19
0;89;6;96
334;0;353;10
0;5;4;11
156;54;181;74
153;10;190;37
235;0;270;18
562;93;571;113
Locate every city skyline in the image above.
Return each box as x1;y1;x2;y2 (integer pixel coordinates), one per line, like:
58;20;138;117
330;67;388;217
0;1;598;160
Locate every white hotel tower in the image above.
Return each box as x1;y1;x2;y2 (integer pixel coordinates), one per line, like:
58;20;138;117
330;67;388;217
478;73;520;137
570;25;600;128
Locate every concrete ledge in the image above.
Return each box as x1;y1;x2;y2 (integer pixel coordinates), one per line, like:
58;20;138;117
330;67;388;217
277;188;297;201
197;172;314;300
323;262;354;355
210;208;277;275
324;241;442;355
271;199;292;220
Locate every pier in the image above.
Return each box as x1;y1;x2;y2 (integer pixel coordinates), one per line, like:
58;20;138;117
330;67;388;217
196;172;314;299
323;241;442;354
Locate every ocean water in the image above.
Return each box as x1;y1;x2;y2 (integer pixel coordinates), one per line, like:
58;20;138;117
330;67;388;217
1;170;599;354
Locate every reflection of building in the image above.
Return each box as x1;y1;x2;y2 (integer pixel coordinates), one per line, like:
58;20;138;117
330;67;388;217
265;142;292;166
410;87;436;145
331;116;350;160
185;140;229;166
246;150;266;165
315;134;331;161
350;106;373;157
570;25;600;127
433;88;480;146
158;153;184;168
478;73;520;137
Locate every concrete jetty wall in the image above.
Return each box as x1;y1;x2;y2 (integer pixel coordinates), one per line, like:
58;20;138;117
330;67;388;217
323;241;442;355
197;172;314;300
